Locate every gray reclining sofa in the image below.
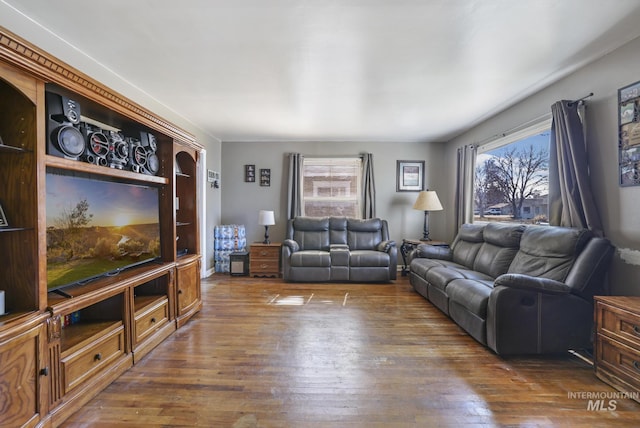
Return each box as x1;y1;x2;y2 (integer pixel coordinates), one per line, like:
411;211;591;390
409;222;614;355
282;216;397;282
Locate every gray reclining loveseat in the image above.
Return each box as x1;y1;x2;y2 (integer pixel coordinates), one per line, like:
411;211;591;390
282;216;397;282
409;222;614;355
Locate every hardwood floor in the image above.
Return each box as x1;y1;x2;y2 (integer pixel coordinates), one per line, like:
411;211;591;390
61;275;639;427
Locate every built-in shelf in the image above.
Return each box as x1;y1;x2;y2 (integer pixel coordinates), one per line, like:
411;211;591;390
46;154;168;185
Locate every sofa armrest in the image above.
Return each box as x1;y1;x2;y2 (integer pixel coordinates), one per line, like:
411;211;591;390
494;273;571;295
412;244;453;260
377;240;396;253
282;239;299;253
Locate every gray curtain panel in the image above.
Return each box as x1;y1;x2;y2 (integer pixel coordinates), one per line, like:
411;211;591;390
455;144;476;230
548;100;603;236
361;153;376;219
287;153;304;219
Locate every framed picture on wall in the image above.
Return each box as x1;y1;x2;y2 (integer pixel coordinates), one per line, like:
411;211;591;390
260;168;271;187
245;164;255;182
618;80;640;186
396;160;425;192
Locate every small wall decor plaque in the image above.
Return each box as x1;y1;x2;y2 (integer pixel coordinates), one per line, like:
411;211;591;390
260;168;271;187
245;164;255;182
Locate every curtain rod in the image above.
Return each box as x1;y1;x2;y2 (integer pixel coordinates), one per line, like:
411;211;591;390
568;92;594;106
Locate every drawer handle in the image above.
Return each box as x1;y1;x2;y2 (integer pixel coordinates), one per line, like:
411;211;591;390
94;353;102;362
261;264;269;269
634;361;640;372
40;367;49;377
151;317;156;323
634;325;640;336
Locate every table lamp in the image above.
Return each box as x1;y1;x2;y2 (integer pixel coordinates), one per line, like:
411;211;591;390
258;210;275;244
412;190;443;241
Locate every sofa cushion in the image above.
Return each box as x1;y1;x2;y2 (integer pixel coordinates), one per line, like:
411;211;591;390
410;258;460;277
350;250;390;267
292;217;330;251
330;217;348;245
508;225;592;281
424;265;493;292
451;223;485;269
290;250;331;267
347;218;383;250
473;223;525;278
447;279;494;318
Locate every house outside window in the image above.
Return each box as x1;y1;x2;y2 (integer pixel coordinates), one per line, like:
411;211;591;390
302;157;363;218
474;118;551;224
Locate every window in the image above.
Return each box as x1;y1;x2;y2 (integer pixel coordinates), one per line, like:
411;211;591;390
474;118;551;224
302;157;362;218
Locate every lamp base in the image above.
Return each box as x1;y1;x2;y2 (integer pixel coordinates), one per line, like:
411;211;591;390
262;225;270;244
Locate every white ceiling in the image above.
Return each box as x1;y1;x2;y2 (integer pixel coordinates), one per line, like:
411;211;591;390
3;0;640;143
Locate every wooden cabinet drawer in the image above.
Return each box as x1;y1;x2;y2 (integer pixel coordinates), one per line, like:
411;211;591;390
596;334;640;392
596;300;640;349
250;260;279;274
61;323;125;394
134;298;169;344
253;246;279;258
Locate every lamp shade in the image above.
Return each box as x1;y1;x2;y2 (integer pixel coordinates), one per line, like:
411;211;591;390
258;210;275;226
412;190;443;211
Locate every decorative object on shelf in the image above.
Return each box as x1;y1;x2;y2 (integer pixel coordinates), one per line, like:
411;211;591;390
412;190;443;241
258;210;275;244
207;169;220;188
245;164;255;182
396;160;425;192
618;81;640;186
0;201;8;228
260;168;271;186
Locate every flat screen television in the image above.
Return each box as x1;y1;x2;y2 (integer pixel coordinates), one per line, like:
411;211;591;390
46;170;161;292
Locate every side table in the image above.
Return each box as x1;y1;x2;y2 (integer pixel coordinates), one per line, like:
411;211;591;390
594;296;640;403
249;243;281;277
400;238;448;276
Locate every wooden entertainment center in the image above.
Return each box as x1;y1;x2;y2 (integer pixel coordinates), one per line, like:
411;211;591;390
0;28;202;427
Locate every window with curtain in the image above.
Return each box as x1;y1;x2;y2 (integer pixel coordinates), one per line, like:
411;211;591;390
474;118;551;224
301;157;363;218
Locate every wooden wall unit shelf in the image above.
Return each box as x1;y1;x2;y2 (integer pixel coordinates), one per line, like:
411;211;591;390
0;27;202;427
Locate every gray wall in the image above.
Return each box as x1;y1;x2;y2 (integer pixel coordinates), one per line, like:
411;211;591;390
219;141;447;251
444;36;640;296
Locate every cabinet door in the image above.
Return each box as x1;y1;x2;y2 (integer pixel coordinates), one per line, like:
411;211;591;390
175;257;201;325
0;322;45;428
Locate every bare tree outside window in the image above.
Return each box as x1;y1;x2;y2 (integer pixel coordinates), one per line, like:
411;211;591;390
474;130;550;224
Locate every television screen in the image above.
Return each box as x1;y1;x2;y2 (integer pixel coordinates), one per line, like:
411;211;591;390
46;170;161;291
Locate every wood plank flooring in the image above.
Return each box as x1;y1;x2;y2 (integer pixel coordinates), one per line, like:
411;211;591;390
61;275;640;427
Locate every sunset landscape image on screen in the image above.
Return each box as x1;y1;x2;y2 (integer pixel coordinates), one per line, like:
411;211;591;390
46;172;161;290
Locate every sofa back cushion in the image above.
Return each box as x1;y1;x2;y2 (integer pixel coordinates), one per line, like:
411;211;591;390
347;218;385;250
473;223;525;279
507;225;592;281
329;217;348;245
289;217;330;251
451;223;485;269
